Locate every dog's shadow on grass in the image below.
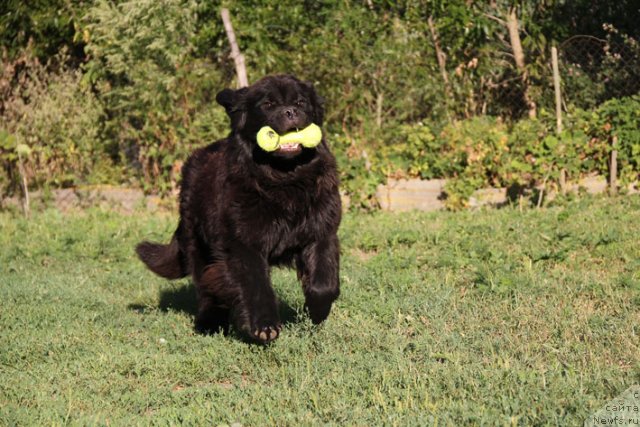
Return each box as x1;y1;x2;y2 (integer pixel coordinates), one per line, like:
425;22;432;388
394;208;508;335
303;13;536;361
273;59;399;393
128;282;300;328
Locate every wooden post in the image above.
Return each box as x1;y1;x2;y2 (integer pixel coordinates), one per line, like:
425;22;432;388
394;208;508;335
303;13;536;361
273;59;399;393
610;136;618;194
17;152;30;217
552;46;566;195
551;46;562;134
221;8;248;88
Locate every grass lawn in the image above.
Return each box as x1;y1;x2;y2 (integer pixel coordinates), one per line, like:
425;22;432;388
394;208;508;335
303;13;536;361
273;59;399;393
1;196;639;425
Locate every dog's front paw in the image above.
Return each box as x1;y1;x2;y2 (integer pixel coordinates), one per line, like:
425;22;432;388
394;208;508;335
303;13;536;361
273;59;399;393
231;296;282;343
250;323;282;343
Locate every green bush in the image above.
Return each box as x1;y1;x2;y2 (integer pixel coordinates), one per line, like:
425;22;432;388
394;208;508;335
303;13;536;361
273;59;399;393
588;95;640;183
332;135;386;211
84;0;229;194
0;50;109;196
1;1;639;208
390;96;639;209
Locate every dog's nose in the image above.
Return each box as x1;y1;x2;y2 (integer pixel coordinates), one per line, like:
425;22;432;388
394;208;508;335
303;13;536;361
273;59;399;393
284;108;297;119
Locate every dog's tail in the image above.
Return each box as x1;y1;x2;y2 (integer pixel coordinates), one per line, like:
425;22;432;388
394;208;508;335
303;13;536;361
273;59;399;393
136;235;187;280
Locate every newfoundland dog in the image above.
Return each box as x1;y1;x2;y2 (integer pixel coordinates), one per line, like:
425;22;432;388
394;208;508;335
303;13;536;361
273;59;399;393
136;75;341;343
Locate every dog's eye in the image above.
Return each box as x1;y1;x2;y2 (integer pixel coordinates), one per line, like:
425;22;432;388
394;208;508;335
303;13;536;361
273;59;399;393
262;101;274;109
295;100;306;107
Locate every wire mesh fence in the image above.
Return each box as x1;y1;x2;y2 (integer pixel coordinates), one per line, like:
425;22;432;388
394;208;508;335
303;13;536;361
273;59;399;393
558;34;640;110
478;34;640;121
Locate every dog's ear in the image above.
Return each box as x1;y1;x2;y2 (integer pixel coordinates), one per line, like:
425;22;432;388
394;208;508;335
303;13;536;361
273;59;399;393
303;81;325;126
215;88;236;113
216;87;249;130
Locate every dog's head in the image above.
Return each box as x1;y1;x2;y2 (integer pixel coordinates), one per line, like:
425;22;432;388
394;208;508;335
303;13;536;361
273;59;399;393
216;75;325;157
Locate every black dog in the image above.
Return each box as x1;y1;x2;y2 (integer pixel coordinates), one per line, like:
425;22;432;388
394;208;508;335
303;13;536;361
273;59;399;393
136;75;341;343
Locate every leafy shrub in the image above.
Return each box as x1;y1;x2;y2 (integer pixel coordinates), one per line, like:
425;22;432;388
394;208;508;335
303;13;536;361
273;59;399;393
396;117;510;209
397;123;440;179
332;135;384;211
83;0;229;194
588;95;640;183
0;49;108;196
507;109;602;188
392;97;639;209
2;1;639;209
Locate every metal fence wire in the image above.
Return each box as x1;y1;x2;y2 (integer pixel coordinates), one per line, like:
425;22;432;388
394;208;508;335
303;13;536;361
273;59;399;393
559;35;640;111
484;35;640;120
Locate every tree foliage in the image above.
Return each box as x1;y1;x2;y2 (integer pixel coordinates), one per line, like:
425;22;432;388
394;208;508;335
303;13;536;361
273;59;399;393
83;0;228;192
0;0;88;62
0;49;107;194
1;0;639;207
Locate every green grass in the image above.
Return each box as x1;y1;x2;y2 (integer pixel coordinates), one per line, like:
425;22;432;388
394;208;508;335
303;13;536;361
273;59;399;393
1;196;639;426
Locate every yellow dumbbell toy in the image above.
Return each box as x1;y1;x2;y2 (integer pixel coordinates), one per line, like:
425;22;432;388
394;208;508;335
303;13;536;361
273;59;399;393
256;123;322;152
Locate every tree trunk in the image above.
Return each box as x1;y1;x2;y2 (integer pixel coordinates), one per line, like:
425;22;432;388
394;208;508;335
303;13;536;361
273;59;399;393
221;8;248;88
427;16;453;101
505;6;536;119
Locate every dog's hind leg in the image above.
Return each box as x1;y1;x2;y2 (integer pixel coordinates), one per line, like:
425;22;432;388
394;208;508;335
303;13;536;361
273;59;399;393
195;300;230;335
193;262;231;334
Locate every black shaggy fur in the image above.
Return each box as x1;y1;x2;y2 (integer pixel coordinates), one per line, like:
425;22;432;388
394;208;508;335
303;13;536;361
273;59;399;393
136;75;341;343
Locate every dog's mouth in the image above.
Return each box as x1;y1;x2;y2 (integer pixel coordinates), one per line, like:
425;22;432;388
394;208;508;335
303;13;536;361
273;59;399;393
276;143;302;154
274;126;305;155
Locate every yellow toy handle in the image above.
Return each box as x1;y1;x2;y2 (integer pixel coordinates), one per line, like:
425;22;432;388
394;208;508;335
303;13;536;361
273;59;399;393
256;123;322;152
